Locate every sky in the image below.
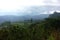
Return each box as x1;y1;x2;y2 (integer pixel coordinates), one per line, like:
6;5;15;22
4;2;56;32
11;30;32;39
0;0;60;15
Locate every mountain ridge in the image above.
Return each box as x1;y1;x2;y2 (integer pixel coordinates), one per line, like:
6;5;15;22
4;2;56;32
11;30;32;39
0;14;50;23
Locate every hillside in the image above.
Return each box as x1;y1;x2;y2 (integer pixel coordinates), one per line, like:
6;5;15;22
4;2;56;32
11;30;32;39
0;13;60;40
49;11;60;18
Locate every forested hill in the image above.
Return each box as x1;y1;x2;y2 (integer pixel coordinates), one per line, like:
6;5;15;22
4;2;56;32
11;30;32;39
49;11;60;18
0;12;60;40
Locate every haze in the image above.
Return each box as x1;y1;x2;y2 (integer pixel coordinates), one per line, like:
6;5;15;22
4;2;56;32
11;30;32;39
0;0;60;15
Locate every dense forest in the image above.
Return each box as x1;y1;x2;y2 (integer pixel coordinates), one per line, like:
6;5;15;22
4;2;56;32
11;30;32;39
0;12;60;40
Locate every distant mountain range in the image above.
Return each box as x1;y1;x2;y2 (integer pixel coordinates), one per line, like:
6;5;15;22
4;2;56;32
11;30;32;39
0;14;50;23
0;6;60;23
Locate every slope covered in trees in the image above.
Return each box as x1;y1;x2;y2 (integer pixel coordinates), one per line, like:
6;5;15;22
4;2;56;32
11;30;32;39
0;12;60;40
49;11;60;19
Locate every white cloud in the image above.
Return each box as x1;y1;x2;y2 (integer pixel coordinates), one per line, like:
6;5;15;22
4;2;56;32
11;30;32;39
0;0;60;15
44;0;60;6
0;0;45;12
0;0;60;12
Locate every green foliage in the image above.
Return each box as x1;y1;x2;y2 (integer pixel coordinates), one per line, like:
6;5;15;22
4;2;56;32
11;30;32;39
0;18;60;40
47;34;55;40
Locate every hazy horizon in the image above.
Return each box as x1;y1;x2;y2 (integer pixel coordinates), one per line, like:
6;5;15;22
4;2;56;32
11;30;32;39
0;0;60;16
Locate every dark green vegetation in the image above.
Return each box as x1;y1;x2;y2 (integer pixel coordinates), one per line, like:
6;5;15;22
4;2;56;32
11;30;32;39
0;12;60;40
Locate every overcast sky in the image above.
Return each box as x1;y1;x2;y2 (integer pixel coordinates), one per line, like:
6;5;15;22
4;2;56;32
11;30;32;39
0;0;60;15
